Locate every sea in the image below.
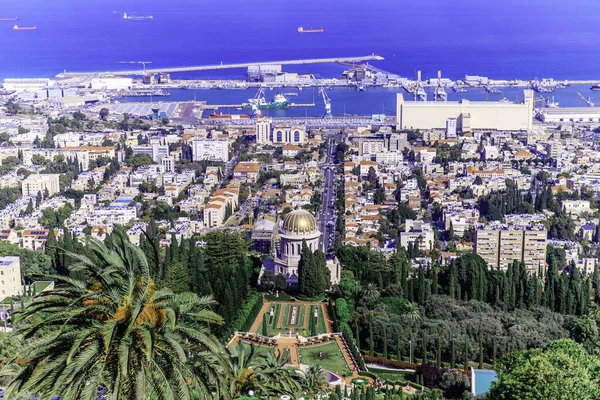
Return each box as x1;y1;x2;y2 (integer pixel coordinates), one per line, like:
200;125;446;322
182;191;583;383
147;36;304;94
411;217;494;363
1;0;600;116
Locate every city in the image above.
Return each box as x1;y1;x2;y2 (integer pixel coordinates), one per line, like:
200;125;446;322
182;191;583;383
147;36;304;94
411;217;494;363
1;1;600;399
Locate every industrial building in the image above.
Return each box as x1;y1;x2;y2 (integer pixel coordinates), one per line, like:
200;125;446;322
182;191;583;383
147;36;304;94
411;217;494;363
396;90;534;131
474;222;547;273
536;107;600;124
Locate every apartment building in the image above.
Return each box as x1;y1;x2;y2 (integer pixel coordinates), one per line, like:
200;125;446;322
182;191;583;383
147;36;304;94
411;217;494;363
191;138;229;162
22;174;60;197
0;256;22;297
255;118;307;145
474;222;547;272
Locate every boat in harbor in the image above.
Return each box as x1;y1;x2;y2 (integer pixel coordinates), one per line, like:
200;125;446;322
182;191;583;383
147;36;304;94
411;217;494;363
453;85;467;93
123;13;153;21
297;26;324;33
0;17;18;21
13;25;36;31
591;84;600;91
242;88;289;110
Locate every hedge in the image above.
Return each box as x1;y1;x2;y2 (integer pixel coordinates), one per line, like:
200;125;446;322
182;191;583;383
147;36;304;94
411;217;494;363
225;292;263;340
363;355;418;370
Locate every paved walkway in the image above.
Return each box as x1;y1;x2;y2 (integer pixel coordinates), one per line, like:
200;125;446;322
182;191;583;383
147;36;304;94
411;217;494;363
277;337;300;364
249;302;271;333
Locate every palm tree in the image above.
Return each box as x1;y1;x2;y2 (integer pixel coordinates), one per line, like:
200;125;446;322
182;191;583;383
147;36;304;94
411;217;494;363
229;343;301;399
402;301;422;322
1;235;231;400
302;365;328;394
362;283;380;301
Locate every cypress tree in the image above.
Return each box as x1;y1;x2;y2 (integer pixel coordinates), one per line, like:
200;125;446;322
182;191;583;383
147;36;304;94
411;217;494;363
383;326;388;359
369;322;374;356
478;336;484;368
397;334;402;361
170;233;179;263
450;337;455;368
432;269;439;295
464;338;469;371
436;335;441;368
492;338;497;365
355;322;360;349
417;267;425;304
262;313;268;337
422;335;428;364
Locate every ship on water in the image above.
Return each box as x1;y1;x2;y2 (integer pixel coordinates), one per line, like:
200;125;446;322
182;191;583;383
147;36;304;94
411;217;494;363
591;84;600;91
13;25;36;31
0;17;18;21
297;26;324;33
242;88;289;110
123;13;153;21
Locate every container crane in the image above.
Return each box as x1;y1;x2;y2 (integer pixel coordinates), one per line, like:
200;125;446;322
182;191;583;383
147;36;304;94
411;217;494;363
434;70;447;101
318;87;332;117
577;92;595;107
414;70;427;102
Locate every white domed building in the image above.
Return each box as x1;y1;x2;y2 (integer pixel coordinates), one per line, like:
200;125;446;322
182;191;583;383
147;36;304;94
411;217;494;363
260;209;340;288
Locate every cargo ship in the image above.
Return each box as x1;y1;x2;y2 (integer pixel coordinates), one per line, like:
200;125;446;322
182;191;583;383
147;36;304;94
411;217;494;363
297;26;324;33
13;25;36;30
123;13;153;20
242;89;290;110
0;17;18;21
209;113;250;119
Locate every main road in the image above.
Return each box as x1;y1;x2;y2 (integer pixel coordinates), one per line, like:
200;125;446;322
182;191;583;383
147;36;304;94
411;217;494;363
55;55;384;78
318;135;339;254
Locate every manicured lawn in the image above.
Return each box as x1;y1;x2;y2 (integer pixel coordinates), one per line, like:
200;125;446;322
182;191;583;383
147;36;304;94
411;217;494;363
298;342;352;377
368;367;412;383
264;292;294;302
231;343;276;358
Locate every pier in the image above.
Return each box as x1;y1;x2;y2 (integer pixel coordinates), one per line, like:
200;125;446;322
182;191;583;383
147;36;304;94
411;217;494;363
201;103;315;110
55;55;384;78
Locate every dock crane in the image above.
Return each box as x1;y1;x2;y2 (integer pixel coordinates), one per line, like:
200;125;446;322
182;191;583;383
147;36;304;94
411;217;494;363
434;70;447;101
577;92;595;107
318;87;332;117
119;61;152;74
414;70;427;102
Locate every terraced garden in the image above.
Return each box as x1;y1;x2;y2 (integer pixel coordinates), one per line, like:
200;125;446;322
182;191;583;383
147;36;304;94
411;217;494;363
298;342;352;377
255;302;330;337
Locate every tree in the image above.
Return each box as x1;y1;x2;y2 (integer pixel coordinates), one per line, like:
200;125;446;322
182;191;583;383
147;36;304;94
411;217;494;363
490;339;600;399
229;343;302;398
99;108;109;121
302;365;328;394
439;369;470;399
1;236;231;400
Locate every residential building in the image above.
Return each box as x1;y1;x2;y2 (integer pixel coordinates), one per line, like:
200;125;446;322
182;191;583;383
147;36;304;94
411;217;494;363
255;118;307;144
22;174;60;197
400;220;435;252
233;162;260;183
474;222;547;273
0;257;22;297
191;138;229;162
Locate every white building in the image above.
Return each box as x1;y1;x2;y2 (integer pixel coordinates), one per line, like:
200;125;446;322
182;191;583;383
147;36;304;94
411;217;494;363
396;90;534;131
191;139;229;162
0;256;22;297
255;118;307;145
400;220;435;252
132;144;169;163
90;77;133;90
3;78;55;91
22;174;60;197
446;118;457;138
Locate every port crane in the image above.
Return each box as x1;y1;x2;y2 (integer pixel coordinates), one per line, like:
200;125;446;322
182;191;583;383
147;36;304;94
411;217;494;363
119;61;152;74
434;70;447;101
577;92;595;107
414;70;427;102
318;87;332;117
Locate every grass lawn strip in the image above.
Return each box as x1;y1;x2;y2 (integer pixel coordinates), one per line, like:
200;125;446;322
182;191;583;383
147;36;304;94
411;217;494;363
298;342;352;377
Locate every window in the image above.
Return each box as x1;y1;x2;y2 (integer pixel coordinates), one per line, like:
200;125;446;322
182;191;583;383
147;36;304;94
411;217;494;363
294;131;300;142
276;131;283;142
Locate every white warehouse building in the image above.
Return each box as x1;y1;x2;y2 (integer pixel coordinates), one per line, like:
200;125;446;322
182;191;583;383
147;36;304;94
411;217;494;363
90;77;133;90
396;90;534;132
537;107;600;124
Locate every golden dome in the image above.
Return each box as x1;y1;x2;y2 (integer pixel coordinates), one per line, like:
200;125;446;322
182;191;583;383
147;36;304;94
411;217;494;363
281;209;318;236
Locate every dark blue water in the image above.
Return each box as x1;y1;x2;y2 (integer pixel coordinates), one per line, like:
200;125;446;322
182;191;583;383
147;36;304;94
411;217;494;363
1;0;600;81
